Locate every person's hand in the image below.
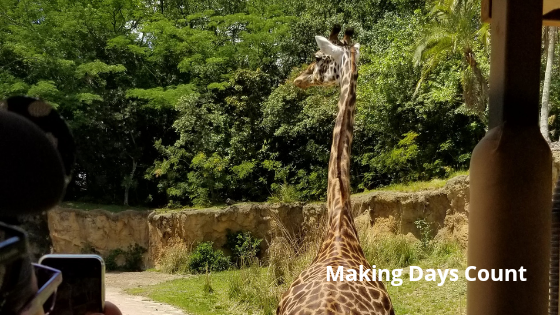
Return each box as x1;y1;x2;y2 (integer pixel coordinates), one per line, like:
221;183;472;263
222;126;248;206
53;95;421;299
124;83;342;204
86;301;122;315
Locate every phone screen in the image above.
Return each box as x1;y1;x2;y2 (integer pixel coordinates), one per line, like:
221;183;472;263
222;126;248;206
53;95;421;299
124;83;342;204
40;256;104;315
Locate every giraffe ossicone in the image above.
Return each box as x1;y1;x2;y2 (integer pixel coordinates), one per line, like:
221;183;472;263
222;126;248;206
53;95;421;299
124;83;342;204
294;34;360;89
277;26;395;315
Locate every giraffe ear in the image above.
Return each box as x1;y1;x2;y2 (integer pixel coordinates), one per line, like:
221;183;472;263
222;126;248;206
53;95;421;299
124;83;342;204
315;36;342;57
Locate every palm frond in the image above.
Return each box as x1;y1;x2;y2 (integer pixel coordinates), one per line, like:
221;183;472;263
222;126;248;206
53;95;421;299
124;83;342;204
476;23;490;50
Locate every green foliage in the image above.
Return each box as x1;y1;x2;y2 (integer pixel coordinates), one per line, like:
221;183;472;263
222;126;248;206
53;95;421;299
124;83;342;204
188;242;231;273
105;244;147;271
224;231;262;267
203;268;214;294
414;0;489;120
414;218;433;249
127;84;196;109
158;240;191;274
268;183;302;203
363;235;422;270
361;132;420;185
228;266;278;315
1;0;488;208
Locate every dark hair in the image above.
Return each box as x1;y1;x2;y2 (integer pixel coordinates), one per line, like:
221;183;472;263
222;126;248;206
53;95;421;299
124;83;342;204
0;97;74;313
0;96;75;216
0;256;35;314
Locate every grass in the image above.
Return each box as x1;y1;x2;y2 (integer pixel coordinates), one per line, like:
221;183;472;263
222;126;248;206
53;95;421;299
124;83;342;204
157;238;192;274
131;212;467;315
127;270;245;315
152;171;471;213
130;262;467;315
59;201;149;213
358;170;470;194
62;172;470;214
152;205;226;214
152;201;265;214
387;268;467;315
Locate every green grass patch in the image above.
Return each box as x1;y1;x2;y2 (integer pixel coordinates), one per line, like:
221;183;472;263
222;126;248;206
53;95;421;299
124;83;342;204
63;173;470;213
358;170;470;194
134;231;466;315
151;202;262;214
153;206;224;214
127;270;248;315
130;266;467;315
387;269;466;315
60;201;149;213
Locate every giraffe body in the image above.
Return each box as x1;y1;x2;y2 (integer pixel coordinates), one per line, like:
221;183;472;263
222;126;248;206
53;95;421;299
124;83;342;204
277;31;395;315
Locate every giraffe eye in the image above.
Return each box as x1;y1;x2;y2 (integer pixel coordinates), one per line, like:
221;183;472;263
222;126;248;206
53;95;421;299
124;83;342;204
315;55;321;61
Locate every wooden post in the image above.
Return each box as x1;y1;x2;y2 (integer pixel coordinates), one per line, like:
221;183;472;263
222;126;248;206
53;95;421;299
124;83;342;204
468;0;552;314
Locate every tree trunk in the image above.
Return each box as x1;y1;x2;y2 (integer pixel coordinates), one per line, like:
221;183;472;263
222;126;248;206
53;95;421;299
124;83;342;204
541;26;556;143
464;48;489;124
124;159;137;206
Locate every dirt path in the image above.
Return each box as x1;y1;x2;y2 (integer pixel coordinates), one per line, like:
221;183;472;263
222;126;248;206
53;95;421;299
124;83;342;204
105;272;189;315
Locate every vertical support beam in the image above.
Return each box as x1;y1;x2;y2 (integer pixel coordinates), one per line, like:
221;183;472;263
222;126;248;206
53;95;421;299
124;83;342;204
468;0;552;314
488;0;543;128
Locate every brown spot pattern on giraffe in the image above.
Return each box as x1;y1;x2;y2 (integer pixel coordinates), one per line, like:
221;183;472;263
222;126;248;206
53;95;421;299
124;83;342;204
279;29;394;315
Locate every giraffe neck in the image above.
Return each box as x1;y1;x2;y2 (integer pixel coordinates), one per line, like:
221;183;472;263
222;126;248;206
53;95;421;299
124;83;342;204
324;46;359;241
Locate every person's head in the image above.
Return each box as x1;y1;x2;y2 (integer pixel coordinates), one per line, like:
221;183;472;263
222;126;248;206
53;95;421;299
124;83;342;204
0;96;73;314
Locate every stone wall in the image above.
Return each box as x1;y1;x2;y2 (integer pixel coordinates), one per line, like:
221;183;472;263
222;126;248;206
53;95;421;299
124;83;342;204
351;175;469;245
43;151;560;269
47;208;150;264
147;203;305;263
146;176;470;266
46;178;469;268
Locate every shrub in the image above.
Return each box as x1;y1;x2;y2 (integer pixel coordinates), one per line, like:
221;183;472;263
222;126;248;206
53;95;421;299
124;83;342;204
203;266;214;294
362;234;422;270
105;244;147;271
425;238;466;269
188;242;230;273
414;218;433;249
158;238;191;274
227;214;322;314
225;230;262;267
228;265;278;315
268;183;301;203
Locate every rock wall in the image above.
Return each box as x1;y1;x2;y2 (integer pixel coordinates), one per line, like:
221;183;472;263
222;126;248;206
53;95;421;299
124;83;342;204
47;208;150;264
147;203;305;263
351;175;470;245
43;152;560;269
47;178;469;268
146;176;470;266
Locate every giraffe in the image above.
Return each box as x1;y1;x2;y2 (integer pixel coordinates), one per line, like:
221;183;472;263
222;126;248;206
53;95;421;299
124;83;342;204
276;27;395;315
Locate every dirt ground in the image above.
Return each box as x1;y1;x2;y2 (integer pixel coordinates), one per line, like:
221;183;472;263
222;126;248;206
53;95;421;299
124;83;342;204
105;271;189;315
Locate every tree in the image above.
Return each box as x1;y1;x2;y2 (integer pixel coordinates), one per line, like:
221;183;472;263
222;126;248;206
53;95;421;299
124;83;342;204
540;26;557;143
414;0;490;123
0;0;489;207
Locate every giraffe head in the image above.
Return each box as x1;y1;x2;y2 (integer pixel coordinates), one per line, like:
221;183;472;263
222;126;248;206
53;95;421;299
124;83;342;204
294;27;360;89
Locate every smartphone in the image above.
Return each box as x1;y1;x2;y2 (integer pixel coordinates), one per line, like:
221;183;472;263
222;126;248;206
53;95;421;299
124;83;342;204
38;254;105;315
